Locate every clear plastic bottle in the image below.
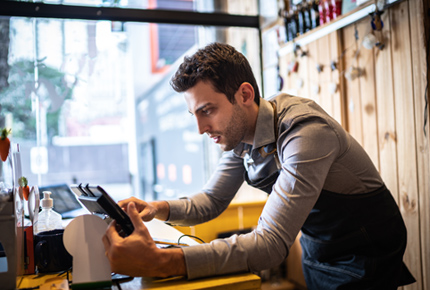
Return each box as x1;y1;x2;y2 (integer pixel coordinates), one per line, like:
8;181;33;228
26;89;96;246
34;191;63;234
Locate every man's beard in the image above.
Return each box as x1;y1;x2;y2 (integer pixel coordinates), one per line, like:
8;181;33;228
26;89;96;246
218;104;248;151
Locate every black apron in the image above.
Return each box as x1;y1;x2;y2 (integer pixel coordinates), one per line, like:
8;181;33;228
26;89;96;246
243;102;415;289
300;186;416;289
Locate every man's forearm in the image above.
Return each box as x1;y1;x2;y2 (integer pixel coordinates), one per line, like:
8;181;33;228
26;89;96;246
156;247;187;277
151;200;170;221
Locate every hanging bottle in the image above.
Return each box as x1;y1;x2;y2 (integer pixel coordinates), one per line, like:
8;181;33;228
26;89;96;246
302;2;312;32
286;8;296;40
328;0;336;20
297;4;305;35
287;7;297;40
324;0;331;23
311;0;320;28
335;0;342;18
293;6;301;37
305;2;312;30
283;10;291;42
318;0;326;25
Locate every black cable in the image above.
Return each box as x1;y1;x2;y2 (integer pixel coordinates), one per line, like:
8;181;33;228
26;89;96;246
56;267;72;277
177;234;205;245
115;280;123;290
16;276;27;289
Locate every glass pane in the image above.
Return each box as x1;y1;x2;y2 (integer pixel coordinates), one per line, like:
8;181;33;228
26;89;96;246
0;15;260;201
259;0;279;27
10;0;258;15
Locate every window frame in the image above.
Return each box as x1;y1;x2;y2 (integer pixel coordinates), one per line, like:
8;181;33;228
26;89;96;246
0;1;260;28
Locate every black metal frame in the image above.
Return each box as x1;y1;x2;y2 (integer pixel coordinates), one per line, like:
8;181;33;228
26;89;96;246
0;1;259;28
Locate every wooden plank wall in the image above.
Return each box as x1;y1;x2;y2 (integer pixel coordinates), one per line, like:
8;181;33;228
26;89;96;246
280;32;344;126
409;0;430;288
278;0;429;288
390;2;422;288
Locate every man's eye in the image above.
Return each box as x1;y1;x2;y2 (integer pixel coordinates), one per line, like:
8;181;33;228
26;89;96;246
202;109;211;115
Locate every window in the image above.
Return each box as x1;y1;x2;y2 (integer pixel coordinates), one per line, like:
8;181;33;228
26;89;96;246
0;0;261;201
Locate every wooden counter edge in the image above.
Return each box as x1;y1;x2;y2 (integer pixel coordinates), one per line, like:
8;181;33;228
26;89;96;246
120;272;261;290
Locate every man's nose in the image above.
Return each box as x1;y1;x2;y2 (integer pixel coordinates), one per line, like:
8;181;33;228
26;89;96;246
196;118;210;135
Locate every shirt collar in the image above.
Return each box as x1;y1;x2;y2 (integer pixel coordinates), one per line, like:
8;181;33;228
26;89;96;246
232;98;277;156
232;97;276;157
253;97;277;149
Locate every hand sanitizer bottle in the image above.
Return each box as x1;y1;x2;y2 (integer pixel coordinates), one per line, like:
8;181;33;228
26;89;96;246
34;191;63;234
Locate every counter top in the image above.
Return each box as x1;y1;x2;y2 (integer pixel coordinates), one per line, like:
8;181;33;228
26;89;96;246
17;272;261;290
116;273;261;290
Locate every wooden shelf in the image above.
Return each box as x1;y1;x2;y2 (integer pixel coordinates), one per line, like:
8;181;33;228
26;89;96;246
279;2;376;56
277;0;402;56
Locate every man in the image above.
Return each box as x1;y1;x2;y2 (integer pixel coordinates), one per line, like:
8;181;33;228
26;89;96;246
102;43;415;289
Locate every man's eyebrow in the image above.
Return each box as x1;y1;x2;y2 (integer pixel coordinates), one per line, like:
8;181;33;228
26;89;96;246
190;103;211;115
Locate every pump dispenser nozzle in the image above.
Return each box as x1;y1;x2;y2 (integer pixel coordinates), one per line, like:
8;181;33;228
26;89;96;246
41;191;54;208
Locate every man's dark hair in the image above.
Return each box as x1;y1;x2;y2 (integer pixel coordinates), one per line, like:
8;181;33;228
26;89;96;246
170;42;260;105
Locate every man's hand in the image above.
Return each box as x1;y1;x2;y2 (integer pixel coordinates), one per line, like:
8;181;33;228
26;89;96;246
102;202;186;278
118;197;170;221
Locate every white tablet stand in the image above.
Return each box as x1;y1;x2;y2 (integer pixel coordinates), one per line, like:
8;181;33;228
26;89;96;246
63;215;112;289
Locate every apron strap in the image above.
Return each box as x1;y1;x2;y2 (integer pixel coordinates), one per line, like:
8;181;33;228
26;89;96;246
258;101;281;170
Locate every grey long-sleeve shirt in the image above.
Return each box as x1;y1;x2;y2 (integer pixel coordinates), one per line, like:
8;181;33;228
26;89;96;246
167;93;384;280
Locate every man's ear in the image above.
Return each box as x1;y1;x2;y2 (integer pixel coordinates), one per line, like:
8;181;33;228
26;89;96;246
237;82;255;105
